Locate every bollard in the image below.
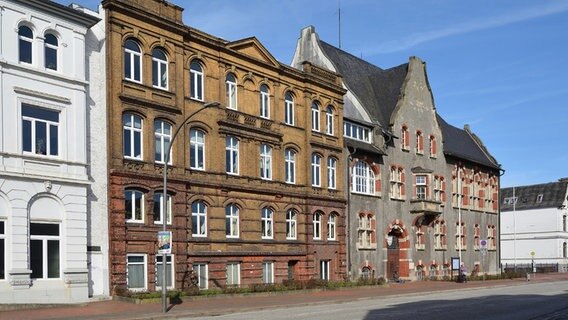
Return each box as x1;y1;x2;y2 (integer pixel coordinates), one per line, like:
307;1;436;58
526;273;530;281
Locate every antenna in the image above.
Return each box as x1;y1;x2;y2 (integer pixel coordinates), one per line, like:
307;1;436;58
338;0;342;49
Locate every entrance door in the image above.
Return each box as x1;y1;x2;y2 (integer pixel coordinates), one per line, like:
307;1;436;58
387;232;400;280
287;261;297;281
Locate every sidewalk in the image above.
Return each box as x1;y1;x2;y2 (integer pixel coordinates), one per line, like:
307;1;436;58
3;273;568;320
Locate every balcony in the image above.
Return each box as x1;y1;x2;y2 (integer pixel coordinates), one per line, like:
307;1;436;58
410;198;442;215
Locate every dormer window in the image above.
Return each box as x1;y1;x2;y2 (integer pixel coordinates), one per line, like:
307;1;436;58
344;121;371;143
536;194;543;203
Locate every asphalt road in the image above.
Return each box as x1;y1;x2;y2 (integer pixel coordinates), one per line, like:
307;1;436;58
186;280;568;320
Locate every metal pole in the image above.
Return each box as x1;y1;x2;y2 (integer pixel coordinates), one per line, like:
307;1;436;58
162;101;220;313
513;186;516;272
458;164;462;277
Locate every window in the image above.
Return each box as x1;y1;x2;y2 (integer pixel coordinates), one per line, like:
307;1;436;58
156;255;173;289
456;222;466;250
226;136;239;175
286;209;297;240
123;113;142;160
30;223;60;279
225;204;239;238
487;225;497;250
429;135;437;157
192;201;207;237
226;73;237;109
434;176;446;204
313;212;322;240
284;92;294;125
190;61;204;101
311;154;321;187
44;33;58;70
536;194;544;203
474;224;480;250
125;189;144;223
352;161;375;195
0;221;4;280
153;192;172;225
192;263;208;289
127;254;147;290
564;242;567;259
401;126;409;150
358;214;374;249
154;120;172;164
124;39;141;82
19;25;33;64
226;263;240;286
260;144;272;180
327;214;336;240
190;129;205;170
415;175;427;200
260;84;270;118
152;48;168;89
325;106;334;135
320;260;330;280
262;262;274;284
416;225;425;250
390;166;405;199
22;104;59;156
311;102;320;132
415;131;423;154
261;207;273;239
564;215;567;232
284;148;296;184
434;220;446;250
343;121;371;143
328;157;337;189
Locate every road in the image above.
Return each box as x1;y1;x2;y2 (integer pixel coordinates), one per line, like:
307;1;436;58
186;280;568;320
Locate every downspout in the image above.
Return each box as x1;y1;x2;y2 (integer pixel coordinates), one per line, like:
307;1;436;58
346;146;356;280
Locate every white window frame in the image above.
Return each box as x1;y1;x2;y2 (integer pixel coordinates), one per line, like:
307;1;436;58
0;221;4;280
313;212;322;240
262;262;274;284
286;209;297;240
190;129;205;170
125;189;144;223
156;254;174;290
225;204;239;238
191;201;207;237
192;263;208;290
152;48;168;90
357;215;374;249
311;102;320;132
343;121;372;143
44;33;58;71
226;136;239;175
22;104;60;157
226;73;238;110
124;39;142;83
416;175;427;200
320;260;330;280
261;207;273;239
190;60;204;101
311;154;321;187
18;25;33;64
30;222;60;279
226;263;240;287
284;92;294;125
260;144;272;180
285;148;296;184
325;106;334;135
123;113;143;160
327;157;337;190
154;120;172;164
153;192;172;225
352;161;375;195
327;214;336;240
127;254;147;291
260;84;270;119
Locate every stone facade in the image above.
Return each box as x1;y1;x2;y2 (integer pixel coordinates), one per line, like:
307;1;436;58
103;0;346;293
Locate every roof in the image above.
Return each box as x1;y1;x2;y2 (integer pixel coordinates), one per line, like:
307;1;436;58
501;179;568;211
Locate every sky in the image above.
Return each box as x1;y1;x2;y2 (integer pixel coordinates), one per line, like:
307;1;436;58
67;0;568;188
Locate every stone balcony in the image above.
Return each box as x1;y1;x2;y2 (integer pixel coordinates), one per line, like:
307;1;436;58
410;198;442;215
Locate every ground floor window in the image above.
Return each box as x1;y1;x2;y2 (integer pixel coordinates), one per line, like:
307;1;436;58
226;263;240;286
320;260;330;280
127;254;147;290
156;255;173;289
361;266;370;279
193;263;208;289
30;222;60;279
262;262;273;284
0;221;4;280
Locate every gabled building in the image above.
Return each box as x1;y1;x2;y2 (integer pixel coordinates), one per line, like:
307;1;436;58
103;0;347;294
0;0;99;303
501;178;568;267
292;26;502;281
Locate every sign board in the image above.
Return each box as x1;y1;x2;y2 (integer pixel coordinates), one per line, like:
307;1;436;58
480;239;488;249
157;231;172;254
451;257;460;270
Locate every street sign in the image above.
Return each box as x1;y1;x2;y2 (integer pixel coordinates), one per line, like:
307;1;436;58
480;239;488;249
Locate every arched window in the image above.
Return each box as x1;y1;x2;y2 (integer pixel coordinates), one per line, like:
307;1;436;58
189;129;206;170
226;73;237;109
152;48;168;89
429;135;437;157
261;207;273;239
154;120;172;164
311;153;322;187
401;125;409;150
284;92;294;125
260;84;270;118
325;106;334;135
123;113;143;159
125;189;144;223
286;209;297;240
564;242;567;258
327;214;336;240
124;39;142;82
191;201;207;237
285;148;296;184
226;136;239;175
313;212;322;240
225;204;239;238
190;60;204;100
327;157;337;189
352;161;375;194
415;130;423;154
18;25;33;64
44;33;58;70
260;144;272;180
311;102;320;132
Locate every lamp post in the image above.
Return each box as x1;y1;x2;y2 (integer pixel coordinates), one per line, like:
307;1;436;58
161;101;220;313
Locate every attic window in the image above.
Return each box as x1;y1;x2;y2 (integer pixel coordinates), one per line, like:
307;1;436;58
503;197;517;205
536;194;544;203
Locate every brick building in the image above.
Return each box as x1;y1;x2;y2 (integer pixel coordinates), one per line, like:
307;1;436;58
103;0;347;293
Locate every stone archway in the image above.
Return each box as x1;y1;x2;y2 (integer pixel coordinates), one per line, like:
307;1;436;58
386;220;410;280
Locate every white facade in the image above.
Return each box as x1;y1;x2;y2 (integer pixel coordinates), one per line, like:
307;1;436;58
0;0;98;303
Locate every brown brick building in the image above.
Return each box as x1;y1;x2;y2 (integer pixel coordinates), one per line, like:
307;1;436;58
103;0;346;293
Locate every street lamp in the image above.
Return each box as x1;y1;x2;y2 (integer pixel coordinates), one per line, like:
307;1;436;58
161;101;220;313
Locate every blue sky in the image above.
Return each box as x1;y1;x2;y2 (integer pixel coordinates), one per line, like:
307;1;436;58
69;0;568;188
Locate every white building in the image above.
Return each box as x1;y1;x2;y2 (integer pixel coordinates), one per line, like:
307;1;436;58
500;178;568;268
0;0;99;303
